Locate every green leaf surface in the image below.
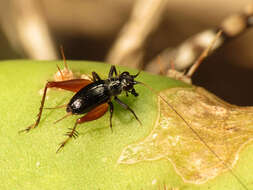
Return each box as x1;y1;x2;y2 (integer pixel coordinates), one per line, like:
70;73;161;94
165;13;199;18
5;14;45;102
0;60;252;190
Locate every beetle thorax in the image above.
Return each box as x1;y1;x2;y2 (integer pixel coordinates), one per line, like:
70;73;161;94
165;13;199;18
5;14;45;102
107;79;122;96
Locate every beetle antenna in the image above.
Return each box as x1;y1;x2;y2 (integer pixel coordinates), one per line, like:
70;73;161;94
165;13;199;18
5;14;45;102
54;112;72;124
133;71;141;78
136;81;248;190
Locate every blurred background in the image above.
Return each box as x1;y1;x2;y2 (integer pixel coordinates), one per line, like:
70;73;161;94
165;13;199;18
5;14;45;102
0;0;253;105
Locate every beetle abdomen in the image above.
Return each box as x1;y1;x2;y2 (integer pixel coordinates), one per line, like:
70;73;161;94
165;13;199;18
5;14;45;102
67;81;110;114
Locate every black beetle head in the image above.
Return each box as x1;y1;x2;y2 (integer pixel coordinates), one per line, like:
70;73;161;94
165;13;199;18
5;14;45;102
119;71;140;96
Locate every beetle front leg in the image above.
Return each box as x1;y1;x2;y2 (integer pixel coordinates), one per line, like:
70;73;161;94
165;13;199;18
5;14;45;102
130;88;139;97
114;97;142;125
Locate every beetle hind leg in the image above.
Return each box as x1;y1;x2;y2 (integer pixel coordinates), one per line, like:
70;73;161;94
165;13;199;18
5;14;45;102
56;103;109;153
57;123;79;153
65;127;79;139
19;79;92;134
19;123;37;133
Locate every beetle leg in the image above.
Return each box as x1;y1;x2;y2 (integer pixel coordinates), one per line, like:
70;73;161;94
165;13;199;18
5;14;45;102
44;104;67;109
108;101;114;132
56;103;109;153
131;88;139;97
114;97;142;125
108;65;118;78
20;79;92;133
47;79;92;92
92;72;102;81
56;122;79;153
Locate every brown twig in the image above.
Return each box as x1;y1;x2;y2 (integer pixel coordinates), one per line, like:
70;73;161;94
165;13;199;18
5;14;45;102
146;2;253;74
186;30;222;77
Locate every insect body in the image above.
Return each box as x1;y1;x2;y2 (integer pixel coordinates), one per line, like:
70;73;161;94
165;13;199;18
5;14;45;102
21;65;141;152
67;69;140;116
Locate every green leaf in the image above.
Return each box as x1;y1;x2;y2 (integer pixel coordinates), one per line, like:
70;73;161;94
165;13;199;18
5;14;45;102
0;60;252;190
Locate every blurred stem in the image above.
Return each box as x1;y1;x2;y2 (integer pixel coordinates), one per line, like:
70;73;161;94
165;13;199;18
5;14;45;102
106;0;168;69
0;0;57;60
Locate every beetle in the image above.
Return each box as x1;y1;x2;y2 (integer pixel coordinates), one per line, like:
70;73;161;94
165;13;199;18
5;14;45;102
20;65;141;152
